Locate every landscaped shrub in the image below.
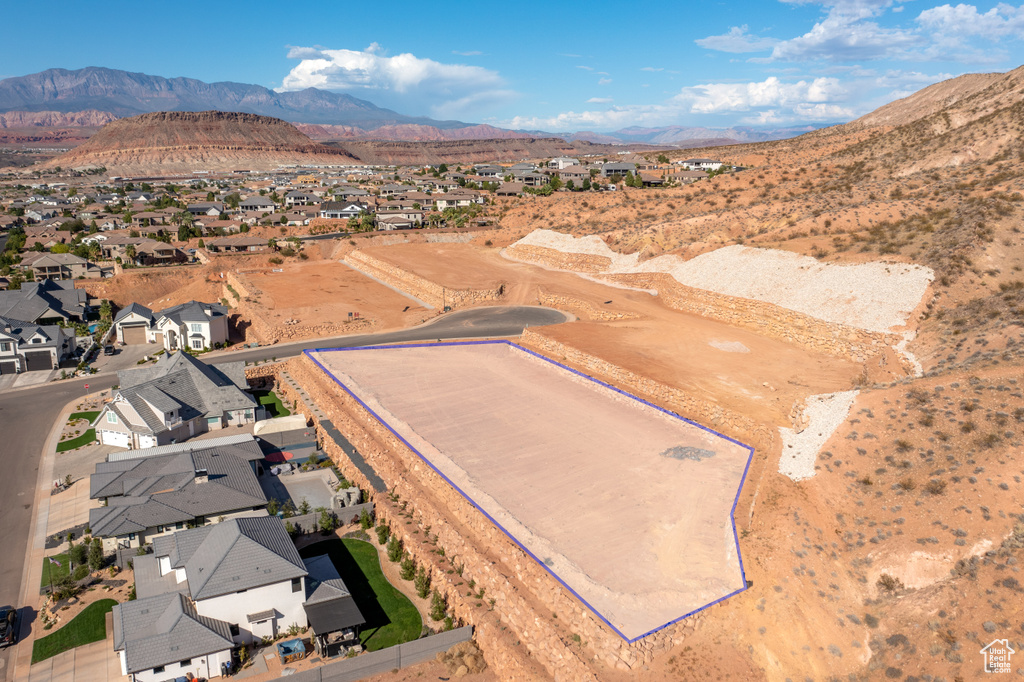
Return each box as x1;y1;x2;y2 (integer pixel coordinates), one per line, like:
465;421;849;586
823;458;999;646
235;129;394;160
415;566;431;598
429;590;446;621
386;535;403;562
375;523;390;545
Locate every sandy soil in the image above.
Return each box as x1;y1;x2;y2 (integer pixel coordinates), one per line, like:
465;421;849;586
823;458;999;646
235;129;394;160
312;343;751;641
243;260;431;331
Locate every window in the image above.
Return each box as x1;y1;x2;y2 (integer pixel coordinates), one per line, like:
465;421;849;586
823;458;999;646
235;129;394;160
128;533;136;541
31;338;41;344
106;412;117;424
179;659;192;667
229;623;240;637
190;323;202;332
0;342;9;352
153;666;165;674
175;522;184;530
291;577;302;593
191;339;203;350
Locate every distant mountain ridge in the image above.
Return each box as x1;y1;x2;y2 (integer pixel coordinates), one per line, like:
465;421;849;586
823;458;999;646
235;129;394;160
0;67;469;129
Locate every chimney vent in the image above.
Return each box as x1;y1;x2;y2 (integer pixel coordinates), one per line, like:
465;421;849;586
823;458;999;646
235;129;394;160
194;468;208;484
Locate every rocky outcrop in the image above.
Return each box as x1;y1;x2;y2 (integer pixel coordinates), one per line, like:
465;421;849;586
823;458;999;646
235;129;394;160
45;110;357;174
0;109;116;128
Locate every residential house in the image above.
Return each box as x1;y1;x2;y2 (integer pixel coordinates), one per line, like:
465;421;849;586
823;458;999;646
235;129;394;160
303;554;365;659
89;435;266;551
22;225;68;249
187;202;225;217
135;242;188;266
238;195;276;213
113;303;155;344
112;593;234;682
205;236;269;253
434;191;481;210
378;184;408;197
318;201;368;220
150;300;229;352
139;516;308;644
473;164;503;178
24;206;57;223
680;158;724;171
638;172;665;187
601;162;637;178
548;157;579;170
510;162;537;174
515;172;549;188
22;253;109;281
0;315;75;374
93;350;258;449
0;279;90;324
375;209;423;226
666;169;709;184
495;182;524;197
284;191;318;207
375;215;417;230
556;166;591;184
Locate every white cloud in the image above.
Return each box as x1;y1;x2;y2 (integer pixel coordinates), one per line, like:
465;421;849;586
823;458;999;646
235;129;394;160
277;44;515;118
587;97;614;103
598;77;613;85
696;25;780;53
675;76;848;113
768;12;920;61
641;66;665;71
916;3;1024;37
576;65;594;71
452;50;483;56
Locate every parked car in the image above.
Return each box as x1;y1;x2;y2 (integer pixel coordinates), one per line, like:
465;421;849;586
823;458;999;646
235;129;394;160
103;345;116;356
0;607;17;646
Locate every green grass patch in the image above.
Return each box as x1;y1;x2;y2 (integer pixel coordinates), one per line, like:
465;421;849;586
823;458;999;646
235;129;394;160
299;538;421;651
32;599;116;663
57;430;96;452
40;553;71;588
254;390;290;418
68;411;99;424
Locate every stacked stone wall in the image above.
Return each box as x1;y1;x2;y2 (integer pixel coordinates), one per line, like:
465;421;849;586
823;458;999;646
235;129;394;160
504;244;611;273
345;250;506;310
276;354;714;679
537;290;640;321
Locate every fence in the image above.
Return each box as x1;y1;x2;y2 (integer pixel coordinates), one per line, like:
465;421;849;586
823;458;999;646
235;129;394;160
284;502;374;535
273;627;473;682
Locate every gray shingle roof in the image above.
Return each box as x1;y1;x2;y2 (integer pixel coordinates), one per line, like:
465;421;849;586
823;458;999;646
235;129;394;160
112;593;234;674
302;554;364;634
113;302;153;325
0;315;70;349
0;279;88;322
156;516;307;600
156;300;227;326
88;446;267;538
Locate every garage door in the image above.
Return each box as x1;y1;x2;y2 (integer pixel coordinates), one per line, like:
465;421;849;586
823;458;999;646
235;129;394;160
0;360;16;375
121;324;148;345
152;332;163;346
100;431;132;448
24;350;53;372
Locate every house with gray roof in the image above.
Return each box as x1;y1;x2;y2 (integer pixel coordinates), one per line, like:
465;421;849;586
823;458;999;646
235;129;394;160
112;592;235;681
0;315;75;374
93;350;259;449
137;516;309;645
152;300;229;352
601;162;637;178
0;279;90;324
88;436;266;551
112;302;155;345
21;252;110;282
303;553;365;658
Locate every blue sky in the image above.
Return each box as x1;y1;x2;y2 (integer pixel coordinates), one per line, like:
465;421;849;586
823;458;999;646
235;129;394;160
4;0;1024;131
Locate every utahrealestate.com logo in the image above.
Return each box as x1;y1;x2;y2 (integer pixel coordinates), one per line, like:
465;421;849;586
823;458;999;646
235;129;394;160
981;639;1015;674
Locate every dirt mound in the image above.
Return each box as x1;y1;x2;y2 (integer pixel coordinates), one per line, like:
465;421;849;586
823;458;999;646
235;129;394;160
45;110;356;174
436;640;488;676
325;137;657;165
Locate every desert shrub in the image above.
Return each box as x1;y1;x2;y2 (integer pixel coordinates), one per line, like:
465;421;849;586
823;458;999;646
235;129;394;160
72;564;90;580
898;478;916;491
877;573;904;593
925;479;948;495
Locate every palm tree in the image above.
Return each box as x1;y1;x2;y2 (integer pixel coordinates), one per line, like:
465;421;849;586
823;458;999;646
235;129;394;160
124;244;136;265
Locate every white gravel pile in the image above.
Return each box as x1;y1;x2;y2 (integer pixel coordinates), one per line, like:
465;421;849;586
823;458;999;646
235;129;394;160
777;390;858;481
513;229;934;333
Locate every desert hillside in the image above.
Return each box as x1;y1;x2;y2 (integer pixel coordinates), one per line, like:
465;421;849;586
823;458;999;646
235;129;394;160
44;110;357;173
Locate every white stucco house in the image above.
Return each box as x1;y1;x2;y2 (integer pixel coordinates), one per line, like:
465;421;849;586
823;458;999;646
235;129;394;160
113;300;229;351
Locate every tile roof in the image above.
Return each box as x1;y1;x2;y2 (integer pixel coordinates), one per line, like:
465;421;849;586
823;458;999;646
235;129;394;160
113;302;154;325
0;279;88;322
156;516;307;600
112;593;234;674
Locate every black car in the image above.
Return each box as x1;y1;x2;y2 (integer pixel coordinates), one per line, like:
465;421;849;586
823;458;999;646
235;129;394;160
103;345;116;356
0;607;16;646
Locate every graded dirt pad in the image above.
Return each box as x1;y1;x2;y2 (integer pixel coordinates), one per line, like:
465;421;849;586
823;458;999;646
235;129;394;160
310;341;752;641
244;260;431;331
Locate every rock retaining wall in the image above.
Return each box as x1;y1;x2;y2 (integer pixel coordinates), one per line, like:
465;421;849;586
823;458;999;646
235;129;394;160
537;290;640;321
344;250;506;310
273;354;711;680
507;244;909;369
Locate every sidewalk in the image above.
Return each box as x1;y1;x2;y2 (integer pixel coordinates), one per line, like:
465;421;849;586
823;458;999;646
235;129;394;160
10;391;117;682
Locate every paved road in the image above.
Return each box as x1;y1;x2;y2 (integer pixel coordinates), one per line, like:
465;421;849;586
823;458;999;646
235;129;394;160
0;305;566;678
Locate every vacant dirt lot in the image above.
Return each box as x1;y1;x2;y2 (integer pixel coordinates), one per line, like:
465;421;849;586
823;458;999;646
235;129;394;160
244;260;432;331
313;342;752;641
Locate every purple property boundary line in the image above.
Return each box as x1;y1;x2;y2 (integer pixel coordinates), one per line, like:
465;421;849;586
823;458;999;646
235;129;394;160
304;339;755;643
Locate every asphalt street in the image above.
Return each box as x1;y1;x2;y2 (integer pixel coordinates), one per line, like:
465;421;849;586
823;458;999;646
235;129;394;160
0;305;566;677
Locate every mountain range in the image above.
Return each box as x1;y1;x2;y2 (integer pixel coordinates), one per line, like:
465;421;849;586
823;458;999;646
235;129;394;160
0;67;819;145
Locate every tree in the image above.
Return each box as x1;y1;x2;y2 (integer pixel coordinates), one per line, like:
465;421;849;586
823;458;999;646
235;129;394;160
177;224;192;242
414;565;431;598
298;498;311;515
657;154;670;164
375;523;390;545
429;590;446;621
565;180;575;191
124;244;137;264
582;178;592;191
438;163;448;174
548;176;563;191
267;238;277;250
318;508;336;533
400;555;416;581
31;241;44;252
386;535;403;562
50;243;71;254
359;508;373;530
88;537;104;571
99;299;112;321
196;239;205;249
267;498;280;516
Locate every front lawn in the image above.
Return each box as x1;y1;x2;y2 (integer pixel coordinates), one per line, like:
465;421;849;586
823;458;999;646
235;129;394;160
299;538;421;651
254;390;290;418
32;599;117;663
57;430;96;452
40;553;70;589
68;411;99;424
